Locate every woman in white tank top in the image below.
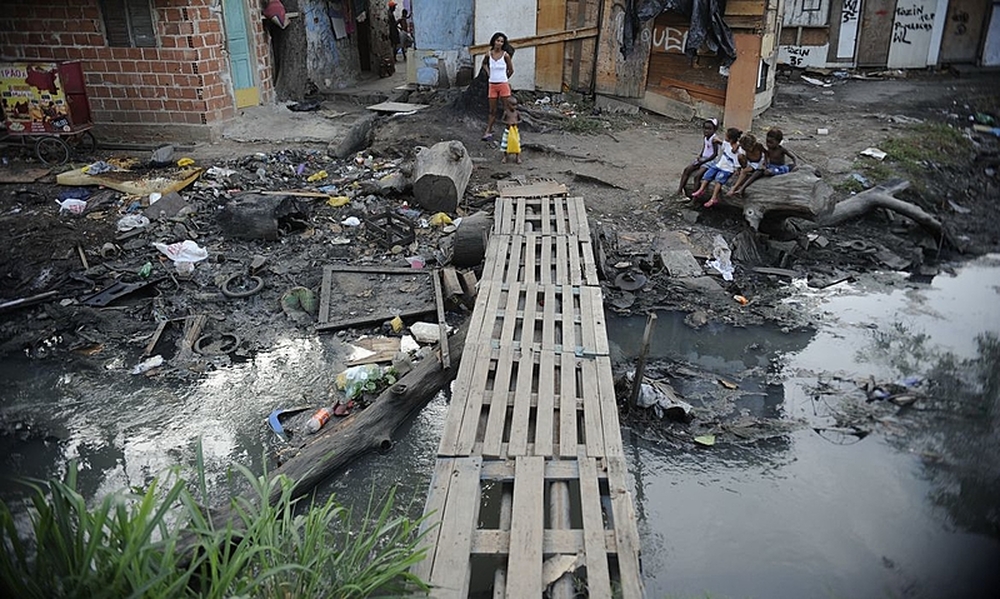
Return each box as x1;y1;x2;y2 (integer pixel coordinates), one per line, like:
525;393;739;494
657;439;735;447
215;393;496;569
480;32;514;140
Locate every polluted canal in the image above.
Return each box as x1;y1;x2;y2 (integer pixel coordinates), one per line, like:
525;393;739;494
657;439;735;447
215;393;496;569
2;255;999;598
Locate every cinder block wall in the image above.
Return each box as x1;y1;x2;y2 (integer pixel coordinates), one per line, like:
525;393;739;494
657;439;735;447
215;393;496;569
1;0;274;142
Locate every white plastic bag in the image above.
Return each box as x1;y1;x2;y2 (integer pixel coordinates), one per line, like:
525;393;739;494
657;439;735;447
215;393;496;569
154;240;208;263
336;364;386;400
56;199;87;215
117;214;150;232
707;234;733;281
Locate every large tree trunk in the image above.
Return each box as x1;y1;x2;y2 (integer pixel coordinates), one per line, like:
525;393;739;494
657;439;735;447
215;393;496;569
412;141;473;213
270;0;309;100
720;167;944;240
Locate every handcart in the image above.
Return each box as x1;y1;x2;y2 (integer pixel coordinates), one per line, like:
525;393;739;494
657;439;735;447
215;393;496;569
1;60;98;166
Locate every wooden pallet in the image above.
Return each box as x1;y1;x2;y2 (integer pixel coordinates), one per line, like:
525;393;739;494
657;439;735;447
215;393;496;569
413;456;643;599
481;234;600;287
493;195;590;237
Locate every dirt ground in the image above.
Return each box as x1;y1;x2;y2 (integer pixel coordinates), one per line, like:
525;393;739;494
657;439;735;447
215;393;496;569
1;68;998;376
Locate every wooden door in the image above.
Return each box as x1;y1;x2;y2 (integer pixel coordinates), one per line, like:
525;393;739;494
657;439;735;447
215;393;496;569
857;0;898;66
595;0;651;97
224;0;259;107
939;0;990;63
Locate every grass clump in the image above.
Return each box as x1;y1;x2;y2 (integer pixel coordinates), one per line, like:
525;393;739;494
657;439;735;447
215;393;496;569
0;453;428;598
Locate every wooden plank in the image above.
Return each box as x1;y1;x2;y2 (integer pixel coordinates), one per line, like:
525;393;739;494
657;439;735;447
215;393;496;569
541;236;555;286
541;284;557;352
506;456;545;598
509;282;539;455
581;358;605;457
482;282;523;456
606;456;644;599
595;1;651;97
434;270;451;369
429;457;483;597
498;181;569;198
480;458;581;480
559;353;579;458
539;196;552;236
580;240;599;285
319;266;333;323
536;1;567;92
578;457;612;596
596;355;624;458
567;236;581;286
534;349;556;456
469;26;598;55
439;341;490;456
581;286;610;356
723;32;762;132
471;529;619;555
560;285;576;351
524;234;537;286
514;198;527;236
412;457;455;583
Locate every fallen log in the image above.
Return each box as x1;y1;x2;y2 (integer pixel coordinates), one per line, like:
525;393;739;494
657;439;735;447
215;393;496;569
720;167;944;240
266;321;467;506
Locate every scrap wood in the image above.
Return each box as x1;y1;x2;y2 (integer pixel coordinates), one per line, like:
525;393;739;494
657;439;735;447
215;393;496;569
433;270;450;369
0;290;59;312
257;190;334;199
346;336;401;366
57;166;204;195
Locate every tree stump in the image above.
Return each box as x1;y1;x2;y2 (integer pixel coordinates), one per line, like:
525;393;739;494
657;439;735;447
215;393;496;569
412;140;473;213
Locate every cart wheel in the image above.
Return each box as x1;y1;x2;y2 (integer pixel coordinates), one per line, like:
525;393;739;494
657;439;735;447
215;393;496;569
72;131;98;157
35;137;70;166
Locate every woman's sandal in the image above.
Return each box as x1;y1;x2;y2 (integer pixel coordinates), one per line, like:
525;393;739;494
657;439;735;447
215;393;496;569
690;190;705;200
703;198;720;208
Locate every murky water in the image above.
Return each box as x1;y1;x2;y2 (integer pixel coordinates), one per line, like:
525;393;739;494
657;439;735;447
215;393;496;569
608;255;1000;599
2;256;999;598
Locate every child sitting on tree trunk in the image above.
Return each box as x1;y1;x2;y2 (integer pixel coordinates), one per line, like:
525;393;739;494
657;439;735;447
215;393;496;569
500;96;521;164
677;118;721;196
729;128;797;195
691;127;743;208
727;133;766;197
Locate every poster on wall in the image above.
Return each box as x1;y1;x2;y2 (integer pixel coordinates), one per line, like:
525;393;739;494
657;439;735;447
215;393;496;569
0;62;73;134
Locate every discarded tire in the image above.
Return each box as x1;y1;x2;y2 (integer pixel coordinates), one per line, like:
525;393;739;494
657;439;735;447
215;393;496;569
221;274;264;298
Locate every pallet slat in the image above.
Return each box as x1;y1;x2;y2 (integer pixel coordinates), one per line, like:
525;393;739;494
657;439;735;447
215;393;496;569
506;456;545;598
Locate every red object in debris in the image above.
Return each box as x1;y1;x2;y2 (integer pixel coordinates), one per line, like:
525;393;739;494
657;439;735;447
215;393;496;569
263;0;287;28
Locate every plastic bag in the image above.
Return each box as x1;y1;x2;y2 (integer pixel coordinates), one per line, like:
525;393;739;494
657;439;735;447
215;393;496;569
336;364;388;400
707;234;733;281
154;240;209;267
56;199;87;215
117;214;150;232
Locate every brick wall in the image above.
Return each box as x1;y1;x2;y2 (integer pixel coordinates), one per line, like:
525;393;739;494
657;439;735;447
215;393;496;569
0;0;275;141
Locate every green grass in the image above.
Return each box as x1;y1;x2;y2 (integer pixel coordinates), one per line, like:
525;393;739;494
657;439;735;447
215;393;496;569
849;122;973;195
0;447;429;598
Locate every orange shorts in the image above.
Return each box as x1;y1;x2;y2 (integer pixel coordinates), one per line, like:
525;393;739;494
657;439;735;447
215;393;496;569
488;82;511;99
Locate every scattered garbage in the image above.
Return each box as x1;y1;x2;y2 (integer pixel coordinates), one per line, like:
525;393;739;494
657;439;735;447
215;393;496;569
633;377;693;422
341;216;361;226
948;200;972;214
305;406;334;433
117;214;150;232
817;128;829;135
82;160;116;174
154;240;208;274
860;147;887;161
56;198;87;215
410;321;449;344
693;434;716;447
336;364;394;400
307;170;328;182
707;235;734;281
131;355;164;375
150;145;175;167
850;172;872;188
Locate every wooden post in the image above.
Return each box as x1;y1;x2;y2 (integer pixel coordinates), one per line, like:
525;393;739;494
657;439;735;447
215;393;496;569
629;313;657;408
723;32;762;132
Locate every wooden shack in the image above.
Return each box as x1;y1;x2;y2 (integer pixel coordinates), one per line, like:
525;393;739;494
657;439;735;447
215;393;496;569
462;0;778;131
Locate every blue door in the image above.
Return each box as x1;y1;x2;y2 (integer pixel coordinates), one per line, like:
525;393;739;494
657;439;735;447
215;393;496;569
224;0;259;107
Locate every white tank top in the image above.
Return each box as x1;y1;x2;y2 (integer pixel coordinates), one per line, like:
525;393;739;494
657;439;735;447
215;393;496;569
489;54;508;83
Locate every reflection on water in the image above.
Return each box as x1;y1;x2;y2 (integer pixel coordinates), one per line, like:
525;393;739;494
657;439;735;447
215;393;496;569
610;255;1000;598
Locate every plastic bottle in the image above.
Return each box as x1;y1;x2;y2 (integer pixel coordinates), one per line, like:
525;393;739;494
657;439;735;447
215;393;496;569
305;407;333;434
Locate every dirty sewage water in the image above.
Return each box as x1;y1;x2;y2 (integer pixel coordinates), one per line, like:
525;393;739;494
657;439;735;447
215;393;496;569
609;254;1000;599
1;256;999;599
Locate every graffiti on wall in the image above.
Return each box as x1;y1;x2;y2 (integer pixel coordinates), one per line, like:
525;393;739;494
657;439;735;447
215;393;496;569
651;26;688;54
892;3;935;45
838;0;861;58
949;8;969;36
777;44;830;68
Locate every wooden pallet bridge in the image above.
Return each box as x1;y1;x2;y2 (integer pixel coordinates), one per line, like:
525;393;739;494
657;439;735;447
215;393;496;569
414;183;643;598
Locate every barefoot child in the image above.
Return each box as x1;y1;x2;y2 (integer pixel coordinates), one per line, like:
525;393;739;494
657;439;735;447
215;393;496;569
691;127;742;208
731;128;797;195
677;119;721;196
727;133;766;197
500;96;522;164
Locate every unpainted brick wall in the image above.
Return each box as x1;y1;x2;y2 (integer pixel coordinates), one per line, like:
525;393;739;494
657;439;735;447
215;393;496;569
0;0;275;137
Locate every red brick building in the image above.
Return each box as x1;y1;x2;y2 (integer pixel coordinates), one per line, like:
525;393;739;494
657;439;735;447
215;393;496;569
1;0;275;141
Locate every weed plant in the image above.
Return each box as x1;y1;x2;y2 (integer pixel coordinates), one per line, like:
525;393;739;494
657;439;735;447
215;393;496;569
0;448;429;598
